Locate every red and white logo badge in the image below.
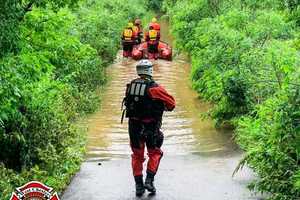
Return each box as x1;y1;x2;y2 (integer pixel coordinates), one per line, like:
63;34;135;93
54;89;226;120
10;181;60;200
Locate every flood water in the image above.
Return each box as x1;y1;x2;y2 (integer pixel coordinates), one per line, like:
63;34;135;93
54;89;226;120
62;19;257;200
84;19;239;162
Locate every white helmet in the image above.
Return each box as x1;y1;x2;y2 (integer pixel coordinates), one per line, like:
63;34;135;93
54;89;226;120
136;59;153;77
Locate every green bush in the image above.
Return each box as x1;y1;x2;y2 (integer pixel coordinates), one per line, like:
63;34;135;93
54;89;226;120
236;84;300;198
166;0;300;198
146;0;164;11
0;0;149;199
168;0;214;51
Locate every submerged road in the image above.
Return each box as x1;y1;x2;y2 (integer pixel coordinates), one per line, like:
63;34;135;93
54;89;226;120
62;21;262;200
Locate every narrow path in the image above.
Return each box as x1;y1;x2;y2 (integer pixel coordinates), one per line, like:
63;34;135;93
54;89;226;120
62;21;261;200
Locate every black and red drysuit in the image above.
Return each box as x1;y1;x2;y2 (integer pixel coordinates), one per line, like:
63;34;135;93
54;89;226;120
123;78;175;177
121;28;138;57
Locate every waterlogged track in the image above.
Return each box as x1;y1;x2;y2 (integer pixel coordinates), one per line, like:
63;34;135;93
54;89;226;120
62;22;261;200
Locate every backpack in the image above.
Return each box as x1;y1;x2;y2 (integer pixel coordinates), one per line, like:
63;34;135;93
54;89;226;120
149;30;158;41
124;29;133;41
121;79;164;123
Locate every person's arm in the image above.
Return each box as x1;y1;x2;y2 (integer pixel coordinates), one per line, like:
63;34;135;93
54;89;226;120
132;32;136;43
145;33;150;42
157;32;161;41
148;85;175;111
133;30;138;39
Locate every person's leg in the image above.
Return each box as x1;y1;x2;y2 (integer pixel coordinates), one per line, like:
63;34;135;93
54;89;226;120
147;43;156;60
128;43;134;57
147;43;155;53
144;122;164;193
129;119;146;196
154;42;159;60
123;42;129;57
132;142;145;197
147;147;163;175
131;143;145;177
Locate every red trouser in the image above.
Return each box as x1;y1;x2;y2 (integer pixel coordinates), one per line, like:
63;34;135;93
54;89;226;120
129;119;164;177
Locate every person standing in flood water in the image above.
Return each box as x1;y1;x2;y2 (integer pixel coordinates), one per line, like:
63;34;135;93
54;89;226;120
121;22;137;58
145;26;160;60
122;60;175;196
133;18;143;45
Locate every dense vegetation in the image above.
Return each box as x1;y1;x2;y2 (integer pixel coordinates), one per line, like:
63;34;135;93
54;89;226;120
163;0;300;199
0;0;147;199
146;0;164;11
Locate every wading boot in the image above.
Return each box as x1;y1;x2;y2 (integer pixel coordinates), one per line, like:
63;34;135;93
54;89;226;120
144;171;156;194
134;175;145;197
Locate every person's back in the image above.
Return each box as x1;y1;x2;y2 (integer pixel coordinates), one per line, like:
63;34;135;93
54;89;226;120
125;76;173;121
145;26;160;59
133;19;143;44
125;78;162;120
121;22;137;57
122;25;135;42
134;19;143;34
146;29;159;42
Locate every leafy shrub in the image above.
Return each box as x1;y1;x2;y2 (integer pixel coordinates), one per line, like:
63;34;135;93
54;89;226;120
236;84;300;198
0;0;149;199
146;0;164;11
166;0;300;198
168;0;214;51
189;15;253;125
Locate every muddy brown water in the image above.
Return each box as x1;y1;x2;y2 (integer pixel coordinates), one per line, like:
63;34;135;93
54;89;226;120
83;19;240;162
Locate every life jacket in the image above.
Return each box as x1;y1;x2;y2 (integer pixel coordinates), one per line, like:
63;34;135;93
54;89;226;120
123;28;133;41
149;30;158;41
122;79;164;120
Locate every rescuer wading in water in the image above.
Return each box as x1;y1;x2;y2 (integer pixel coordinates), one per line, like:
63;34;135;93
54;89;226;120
134;18;143;45
145;25;160;60
121;22;138;57
122;60;175;196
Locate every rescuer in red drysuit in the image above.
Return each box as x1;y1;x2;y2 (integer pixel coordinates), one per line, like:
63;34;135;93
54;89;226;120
122;59;175;196
134;18;143;44
145;26;161;60
121;22;138;57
